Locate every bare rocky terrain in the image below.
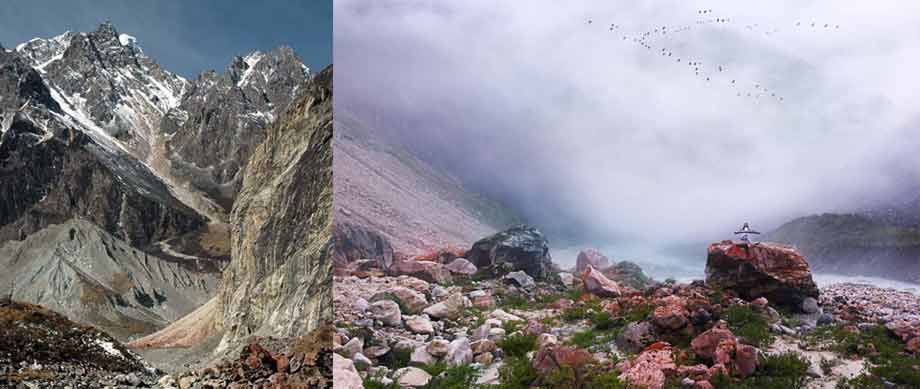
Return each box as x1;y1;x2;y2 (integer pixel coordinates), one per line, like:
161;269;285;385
1;23;334;387
333;226;920;388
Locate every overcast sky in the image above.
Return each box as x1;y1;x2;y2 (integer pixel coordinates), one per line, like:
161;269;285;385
0;0;331;77
336;0;920;246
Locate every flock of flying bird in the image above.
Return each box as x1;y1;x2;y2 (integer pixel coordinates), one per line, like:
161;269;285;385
586;9;843;104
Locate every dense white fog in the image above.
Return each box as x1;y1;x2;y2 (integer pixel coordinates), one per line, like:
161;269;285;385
336;1;920;249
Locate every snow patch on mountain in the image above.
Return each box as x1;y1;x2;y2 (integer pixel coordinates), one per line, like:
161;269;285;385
237;51;265;87
118;33;136;47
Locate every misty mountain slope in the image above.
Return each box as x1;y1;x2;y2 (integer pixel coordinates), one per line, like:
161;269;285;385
161;47;310;210
133;67;334;353
333;110;523;260
0;218;217;341
769;213;920;283
0;44;205;249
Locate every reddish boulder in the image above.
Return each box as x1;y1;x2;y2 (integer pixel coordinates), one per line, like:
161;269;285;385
651;296;689;331
677;364;710;381
733;344;759;378
582;265;622;297
532;344;595;377
713;338;736;366
622;360;666;389
751;297;769;310
691;322;736;360
575;248;610;274
622;345;675;389
391;259;453;284
695;381;714;389
444;258;478;275
907;337;920;354
706;241;819;310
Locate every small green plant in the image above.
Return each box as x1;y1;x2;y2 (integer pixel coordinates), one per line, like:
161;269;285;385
723;305;774;347
805;324;920;386
496;356;539;389
591;311;621;331
498;333;537;358
498;293;531;310
377;347;412;370
712;352;811;389
836;374;886;389
363;370;400;389
424;363;481;388
621;303;652;324
562;305;591;322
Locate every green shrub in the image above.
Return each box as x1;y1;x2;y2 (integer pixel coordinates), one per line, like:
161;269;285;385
498;293;530;310
424;363;480;388
806;324;920;386
592;311;621;331
377;347;411;370
723;305;774;347
496;356;539;389
364;370;400;389
498;333;537;358
836;374;886;389
712;352;811;389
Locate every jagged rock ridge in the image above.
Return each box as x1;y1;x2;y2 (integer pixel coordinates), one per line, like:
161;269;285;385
162;47;310;209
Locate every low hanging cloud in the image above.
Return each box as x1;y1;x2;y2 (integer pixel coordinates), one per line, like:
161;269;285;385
335;0;920;245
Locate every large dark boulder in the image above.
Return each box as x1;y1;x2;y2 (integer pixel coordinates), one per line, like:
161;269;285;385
332;222;395;270
705;240;819;311
600;261;651;289
466;225;552;280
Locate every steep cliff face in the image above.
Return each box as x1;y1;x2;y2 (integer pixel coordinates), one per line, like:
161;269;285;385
161;47;309;209
216;66;333;351
0;219;217;340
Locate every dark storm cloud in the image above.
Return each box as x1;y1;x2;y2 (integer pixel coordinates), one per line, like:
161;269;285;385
335;0;920;245
0;0;331;77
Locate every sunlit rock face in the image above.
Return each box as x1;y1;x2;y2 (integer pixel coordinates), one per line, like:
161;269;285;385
705;240;819;310
216;66;333;351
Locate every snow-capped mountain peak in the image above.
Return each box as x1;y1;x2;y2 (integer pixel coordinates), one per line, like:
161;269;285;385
14;22;188;159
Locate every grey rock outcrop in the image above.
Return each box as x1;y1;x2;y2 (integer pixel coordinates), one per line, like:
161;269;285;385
215;66;333;351
162;47;309;208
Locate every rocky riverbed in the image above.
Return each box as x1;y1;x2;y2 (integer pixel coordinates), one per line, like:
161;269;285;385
332;226;920;388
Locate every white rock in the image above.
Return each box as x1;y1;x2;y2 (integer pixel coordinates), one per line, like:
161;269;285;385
333;354;364;389
446;338;473;366
394;367;432;387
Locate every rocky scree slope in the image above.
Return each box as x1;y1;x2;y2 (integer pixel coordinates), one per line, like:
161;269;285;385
0;299;158;387
335;232;920;389
0;219;217;341
333;110;523;263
